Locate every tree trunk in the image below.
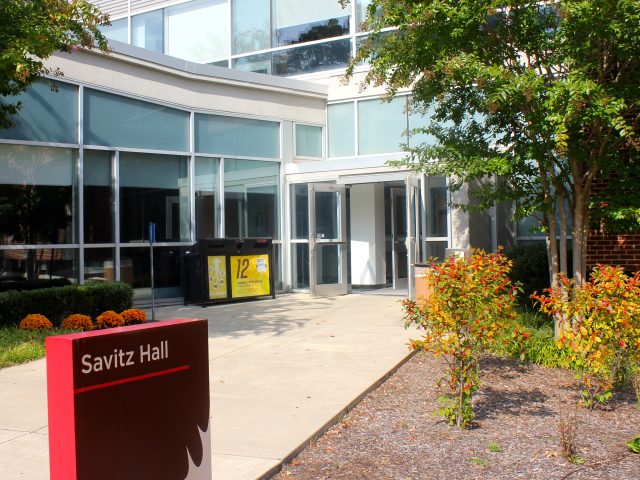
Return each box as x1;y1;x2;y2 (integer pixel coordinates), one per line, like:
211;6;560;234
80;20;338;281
572;190;587;285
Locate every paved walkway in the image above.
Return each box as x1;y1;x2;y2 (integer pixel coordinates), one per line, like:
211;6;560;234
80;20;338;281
0;293;418;480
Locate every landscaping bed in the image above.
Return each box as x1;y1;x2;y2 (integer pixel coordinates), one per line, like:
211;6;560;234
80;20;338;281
275;352;640;479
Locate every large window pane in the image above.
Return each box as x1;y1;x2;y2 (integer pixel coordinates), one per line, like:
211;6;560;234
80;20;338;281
0;145;76;245
358;96;407;154
84;150;114;243
224;159;279;238
195;114;279;158
166;0;229;63
99;18;128;43
272;38;351;76
426;176;448;237
0;80;78;144
295;124;322;158
121;246;184;300
0;248;78;283
119;153;190;243
84;248;114;281
195;157;219;240
327;102;355;157
132;10;163;52
408;103;438;148
292;243;309;289
84;88;189;151
290;183;308;239
356;0;383;32
274;0;349;47
232;0;270;54
232;53;272;74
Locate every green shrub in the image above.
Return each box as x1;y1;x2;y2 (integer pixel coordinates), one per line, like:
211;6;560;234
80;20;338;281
0;282;133;327
505;242;550;307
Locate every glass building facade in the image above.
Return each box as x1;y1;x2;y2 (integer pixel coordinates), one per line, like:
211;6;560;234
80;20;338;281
99;0;379;76
0;79;283;299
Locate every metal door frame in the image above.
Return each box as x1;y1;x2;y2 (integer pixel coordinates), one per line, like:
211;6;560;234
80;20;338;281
308;183;348;297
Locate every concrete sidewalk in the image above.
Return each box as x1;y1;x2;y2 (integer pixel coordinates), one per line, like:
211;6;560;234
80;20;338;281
0;293;417;480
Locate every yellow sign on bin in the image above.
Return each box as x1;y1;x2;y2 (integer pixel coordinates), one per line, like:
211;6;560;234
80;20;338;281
230;254;270;298
207;255;227;300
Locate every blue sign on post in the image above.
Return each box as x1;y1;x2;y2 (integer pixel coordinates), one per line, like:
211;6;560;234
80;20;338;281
148;222;156;244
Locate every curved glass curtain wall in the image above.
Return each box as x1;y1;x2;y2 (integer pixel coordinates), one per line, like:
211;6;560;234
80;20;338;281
99;0;380;77
0;79;282;298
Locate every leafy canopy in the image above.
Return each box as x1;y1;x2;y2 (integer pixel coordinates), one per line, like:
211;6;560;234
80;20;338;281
347;0;640;231
0;0;108;128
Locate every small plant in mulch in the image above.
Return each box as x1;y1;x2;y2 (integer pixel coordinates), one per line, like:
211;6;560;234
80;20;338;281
121;308;146;325
19;314;53;331
402;249;520;428
61;314;93;331
558;409;580;464
534;265;640;409
487;441;502;453
95;310;124;329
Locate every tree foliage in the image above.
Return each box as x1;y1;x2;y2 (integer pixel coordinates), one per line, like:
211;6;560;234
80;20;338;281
346;0;640;288
0;0;108;128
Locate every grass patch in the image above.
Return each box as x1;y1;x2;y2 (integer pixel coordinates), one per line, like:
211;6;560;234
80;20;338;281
0;327;75;368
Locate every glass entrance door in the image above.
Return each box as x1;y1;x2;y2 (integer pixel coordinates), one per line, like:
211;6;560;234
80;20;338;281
390;187;408;290
406;176;420;300
308;184;348;297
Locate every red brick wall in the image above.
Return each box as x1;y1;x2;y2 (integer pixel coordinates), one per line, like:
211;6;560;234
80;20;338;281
587;232;640;272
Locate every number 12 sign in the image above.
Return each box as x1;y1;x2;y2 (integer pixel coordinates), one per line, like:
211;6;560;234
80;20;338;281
230;254;271;299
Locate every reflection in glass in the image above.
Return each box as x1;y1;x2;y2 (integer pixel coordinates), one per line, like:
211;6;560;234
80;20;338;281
427;176;448;237
165;0;229;63
84;150;113;243
426;241;448;261
295;124;322;158
273;0;349;47
0;248;78;283
232;53;272;74
358;96;408;154
0;80;78;144
224;159;280;239
232;0;271;54
0;144;75;246
273;243;282;290
84;248;114;281
195;157;219;240
272;38;351;75
316;244;339;285
292;243;309;289
327;102;355;157
119;153;190;243
132;10;163;52
314;191;339;240
290;183;308;239
121;246;184;300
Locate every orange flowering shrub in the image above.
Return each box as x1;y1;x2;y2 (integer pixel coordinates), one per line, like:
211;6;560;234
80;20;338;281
534;264;640;407
95;310;125;329
61;314;93;331
121;308;146;325
19;314;53;331
403;249;520;428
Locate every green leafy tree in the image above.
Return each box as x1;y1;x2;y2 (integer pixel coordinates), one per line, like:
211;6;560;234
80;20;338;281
0;0;109;128
344;0;640;295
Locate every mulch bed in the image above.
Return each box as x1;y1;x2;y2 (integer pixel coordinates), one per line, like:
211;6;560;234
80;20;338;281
274;353;640;479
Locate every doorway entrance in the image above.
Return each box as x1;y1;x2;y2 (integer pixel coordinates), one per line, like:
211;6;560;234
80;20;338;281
308;183;348;297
